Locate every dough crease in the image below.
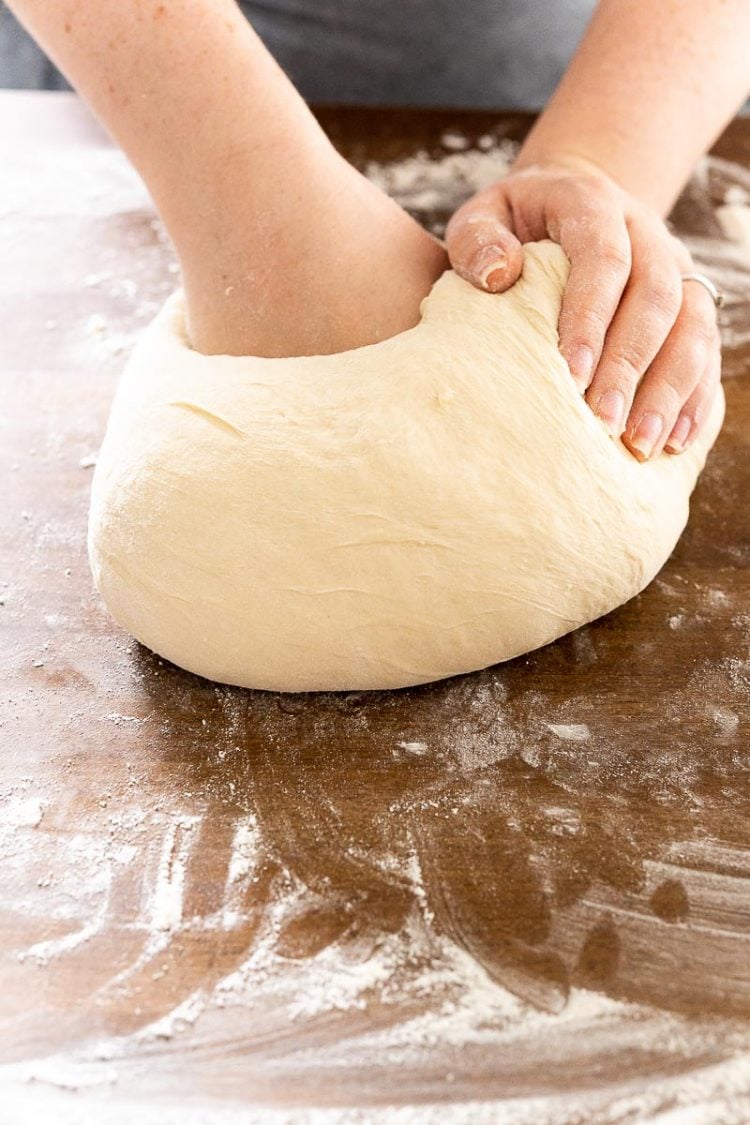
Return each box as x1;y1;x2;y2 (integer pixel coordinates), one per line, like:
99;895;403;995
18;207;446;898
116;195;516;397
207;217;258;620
88;241;724;691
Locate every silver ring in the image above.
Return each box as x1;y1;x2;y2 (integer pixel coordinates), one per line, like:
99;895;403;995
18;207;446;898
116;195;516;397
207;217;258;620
681;272;725;308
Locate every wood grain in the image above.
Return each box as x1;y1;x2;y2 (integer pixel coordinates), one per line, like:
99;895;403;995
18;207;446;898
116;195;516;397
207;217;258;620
1;92;749;1122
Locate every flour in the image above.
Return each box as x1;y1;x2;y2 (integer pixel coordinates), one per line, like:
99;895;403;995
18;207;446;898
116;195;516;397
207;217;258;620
712;705;740;737
225;815;261;885
150;814;200;931
83;313;107;336
2;796;45;828
136;992;206;1043
724;184;750;206
364;137;514;220
363;144;750;356
717;201;750;250
547;723;590;742
4;125;750;1125
395;740;429;756
5;790;750;1120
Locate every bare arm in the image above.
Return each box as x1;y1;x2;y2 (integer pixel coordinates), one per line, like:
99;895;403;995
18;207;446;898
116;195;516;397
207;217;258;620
6;0;445;355
448;0;750;460
516;0;750;213
7;1;326;275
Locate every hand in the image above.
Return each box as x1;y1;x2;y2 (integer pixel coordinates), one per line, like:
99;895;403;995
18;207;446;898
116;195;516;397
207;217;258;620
445;159;722;461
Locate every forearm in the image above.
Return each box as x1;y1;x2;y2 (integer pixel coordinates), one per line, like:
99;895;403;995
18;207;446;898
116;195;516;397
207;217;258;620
6;0;445;359
516;0;750;214
5;0;330;260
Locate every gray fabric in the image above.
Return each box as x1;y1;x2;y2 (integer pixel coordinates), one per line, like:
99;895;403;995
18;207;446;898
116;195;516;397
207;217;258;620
0;1;595;107
243;0;595;108
0;7;70;90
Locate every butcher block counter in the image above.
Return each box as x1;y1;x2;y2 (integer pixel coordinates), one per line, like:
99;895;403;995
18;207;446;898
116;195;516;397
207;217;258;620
1;91;750;1123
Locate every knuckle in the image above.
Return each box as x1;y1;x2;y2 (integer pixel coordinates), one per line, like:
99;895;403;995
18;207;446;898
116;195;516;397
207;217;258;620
601;349;642;389
688;384;713;426
445;201;486;242
650;374;689;410
679;313;717;351
682;366;719;423
684;340;710;377
598;240;632;275
680;283;719;321
589;376;635;418
444;213;472;247
576;172;617;204
582;306;612;338
698;366;721;403
641;276;682;321
560;306;609;349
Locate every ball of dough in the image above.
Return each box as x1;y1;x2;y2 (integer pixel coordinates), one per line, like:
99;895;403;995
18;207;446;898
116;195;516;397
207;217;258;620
88;241;724;692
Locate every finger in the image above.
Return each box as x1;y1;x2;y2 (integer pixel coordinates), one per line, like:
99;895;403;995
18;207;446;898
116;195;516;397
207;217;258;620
445;184;524;294
621;283;718;460
583;219;684;437
664;337;722;455
553;179;632;392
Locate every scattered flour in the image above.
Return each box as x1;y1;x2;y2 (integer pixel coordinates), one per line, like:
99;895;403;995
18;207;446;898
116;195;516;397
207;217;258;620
363;144;750;356
364;138;515;217
3;129;750;1125
136;991;206;1043
395;740;429;756
226;815;261;885
84;313;107;336
717;201;750;250
711;706;740;737
2;796;45;828
547;723;590;742
150;815;201;932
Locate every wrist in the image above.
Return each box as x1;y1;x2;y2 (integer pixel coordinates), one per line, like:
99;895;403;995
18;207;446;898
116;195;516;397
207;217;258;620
513;129;674;216
512;147;620;187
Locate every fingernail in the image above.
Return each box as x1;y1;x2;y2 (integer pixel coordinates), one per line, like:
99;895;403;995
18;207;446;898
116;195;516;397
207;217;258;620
471;245;507;290
567;344;595;392
595;389;626;437
484;266;506;291
664;414;692;454
629;412;664;461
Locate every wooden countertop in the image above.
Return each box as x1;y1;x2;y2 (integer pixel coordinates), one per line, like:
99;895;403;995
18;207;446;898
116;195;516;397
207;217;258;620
1;91;750;1122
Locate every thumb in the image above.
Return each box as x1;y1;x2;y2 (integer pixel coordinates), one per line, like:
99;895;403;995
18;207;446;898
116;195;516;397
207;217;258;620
445;186;524;294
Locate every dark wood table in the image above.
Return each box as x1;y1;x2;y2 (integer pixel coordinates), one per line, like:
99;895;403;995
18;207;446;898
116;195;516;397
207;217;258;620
1;91;750;1123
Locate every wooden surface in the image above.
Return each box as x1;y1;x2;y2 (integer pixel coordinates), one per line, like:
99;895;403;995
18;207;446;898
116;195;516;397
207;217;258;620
1;91;750;1123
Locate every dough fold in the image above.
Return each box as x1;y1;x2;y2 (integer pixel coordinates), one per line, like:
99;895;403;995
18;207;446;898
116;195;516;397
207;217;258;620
88;241;724;691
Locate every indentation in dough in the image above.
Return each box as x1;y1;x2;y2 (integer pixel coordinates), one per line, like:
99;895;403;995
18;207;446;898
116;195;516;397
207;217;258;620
167;401;247;439
88;242;725;692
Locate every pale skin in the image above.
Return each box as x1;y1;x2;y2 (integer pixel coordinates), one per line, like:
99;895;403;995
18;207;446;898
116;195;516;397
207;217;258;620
8;0;750;461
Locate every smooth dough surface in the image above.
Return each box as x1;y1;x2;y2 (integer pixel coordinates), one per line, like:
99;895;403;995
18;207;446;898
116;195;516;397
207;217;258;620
88;241;724;692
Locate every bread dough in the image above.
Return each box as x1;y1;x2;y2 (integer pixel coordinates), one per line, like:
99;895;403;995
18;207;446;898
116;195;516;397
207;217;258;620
88;241;724;692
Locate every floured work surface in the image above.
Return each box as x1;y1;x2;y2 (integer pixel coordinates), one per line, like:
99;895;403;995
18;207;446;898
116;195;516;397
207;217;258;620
1;93;750;1124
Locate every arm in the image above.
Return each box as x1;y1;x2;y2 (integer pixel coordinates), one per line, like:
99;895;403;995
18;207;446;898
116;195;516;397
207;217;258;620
516;0;750;214
5;0;341;356
448;0;750;460
6;0;445;356
6;0;328;289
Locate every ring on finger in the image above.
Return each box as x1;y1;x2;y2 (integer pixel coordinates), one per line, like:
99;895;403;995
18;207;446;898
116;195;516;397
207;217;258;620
681;272;725;309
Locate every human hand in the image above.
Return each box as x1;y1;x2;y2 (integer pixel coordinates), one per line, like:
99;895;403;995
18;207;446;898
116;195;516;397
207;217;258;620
445;160;722;461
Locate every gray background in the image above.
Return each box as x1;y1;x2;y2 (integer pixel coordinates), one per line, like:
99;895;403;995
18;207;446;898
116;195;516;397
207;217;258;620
0;1;596;108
